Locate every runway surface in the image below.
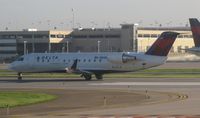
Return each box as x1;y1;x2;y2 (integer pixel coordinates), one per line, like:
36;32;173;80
0;77;200;118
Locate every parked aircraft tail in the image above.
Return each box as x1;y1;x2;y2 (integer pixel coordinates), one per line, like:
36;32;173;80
145;32;179;56
189;18;200;47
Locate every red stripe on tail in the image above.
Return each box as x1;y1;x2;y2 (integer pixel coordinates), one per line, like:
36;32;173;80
145;32;179;56
189;18;200;47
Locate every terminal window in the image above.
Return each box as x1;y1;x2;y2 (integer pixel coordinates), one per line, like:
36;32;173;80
50;35;56;38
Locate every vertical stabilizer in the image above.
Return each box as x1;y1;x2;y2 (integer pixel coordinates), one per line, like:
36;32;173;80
189;18;200;47
145;32;179;56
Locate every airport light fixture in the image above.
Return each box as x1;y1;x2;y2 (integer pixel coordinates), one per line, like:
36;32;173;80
48;42;51;53
67;41;69;53
24;41;27;55
32;33;35;53
98;40;101;53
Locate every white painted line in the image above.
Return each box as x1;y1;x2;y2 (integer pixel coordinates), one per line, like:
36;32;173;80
90;82;200;86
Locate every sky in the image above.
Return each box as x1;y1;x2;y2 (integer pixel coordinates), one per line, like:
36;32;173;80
0;0;199;30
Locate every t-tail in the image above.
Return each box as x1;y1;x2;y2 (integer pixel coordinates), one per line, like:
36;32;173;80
145;32;179;56
189;18;200;47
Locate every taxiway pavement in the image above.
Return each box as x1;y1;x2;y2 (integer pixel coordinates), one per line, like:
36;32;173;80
0;77;200;118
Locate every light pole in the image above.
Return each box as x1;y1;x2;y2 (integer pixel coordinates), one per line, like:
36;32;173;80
62;44;65;53
98;41;101;53
32;33;35;53
48;42;51;53
133;23;139;52
67;41;69;53
24;41;27;55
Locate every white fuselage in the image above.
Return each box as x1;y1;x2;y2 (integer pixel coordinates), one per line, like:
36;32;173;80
8;52;167;74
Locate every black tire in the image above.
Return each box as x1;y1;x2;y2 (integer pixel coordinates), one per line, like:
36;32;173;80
85;76;92;81
95;74;103;80
82;73;92;81
17;73;22;80
18;77;22;80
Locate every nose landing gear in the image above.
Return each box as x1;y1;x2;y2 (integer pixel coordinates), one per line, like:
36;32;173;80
17;72;22;80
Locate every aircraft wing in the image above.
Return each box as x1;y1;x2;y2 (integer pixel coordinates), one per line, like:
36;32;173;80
65;59;94;74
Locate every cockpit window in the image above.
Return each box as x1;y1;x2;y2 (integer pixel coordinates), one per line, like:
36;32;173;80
16;57;24;61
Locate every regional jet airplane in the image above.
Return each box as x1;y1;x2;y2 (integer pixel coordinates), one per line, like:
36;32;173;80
8;32;179;81
184;18;200;56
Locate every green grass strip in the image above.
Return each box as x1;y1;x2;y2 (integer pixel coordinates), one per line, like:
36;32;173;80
0;92;57;108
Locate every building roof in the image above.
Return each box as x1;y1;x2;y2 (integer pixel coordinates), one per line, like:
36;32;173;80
138;27;191;31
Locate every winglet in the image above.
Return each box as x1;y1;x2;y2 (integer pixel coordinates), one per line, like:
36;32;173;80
145;32;179;56
189;18;200;47
65;59;78;73
71;59;78;70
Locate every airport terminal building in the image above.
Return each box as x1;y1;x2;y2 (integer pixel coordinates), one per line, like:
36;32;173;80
0;25;194;62
0;30;71;61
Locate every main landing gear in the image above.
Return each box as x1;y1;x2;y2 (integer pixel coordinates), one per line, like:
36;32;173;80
17;72;22;80
81;73;92;81
81;73;103;81
95;74;103;80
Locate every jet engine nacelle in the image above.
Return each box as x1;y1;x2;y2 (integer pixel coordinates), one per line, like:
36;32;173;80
108;53;137;64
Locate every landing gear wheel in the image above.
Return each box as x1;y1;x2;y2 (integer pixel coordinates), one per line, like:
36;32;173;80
17;72;22;80
82;73;92;81
95;74;103;80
